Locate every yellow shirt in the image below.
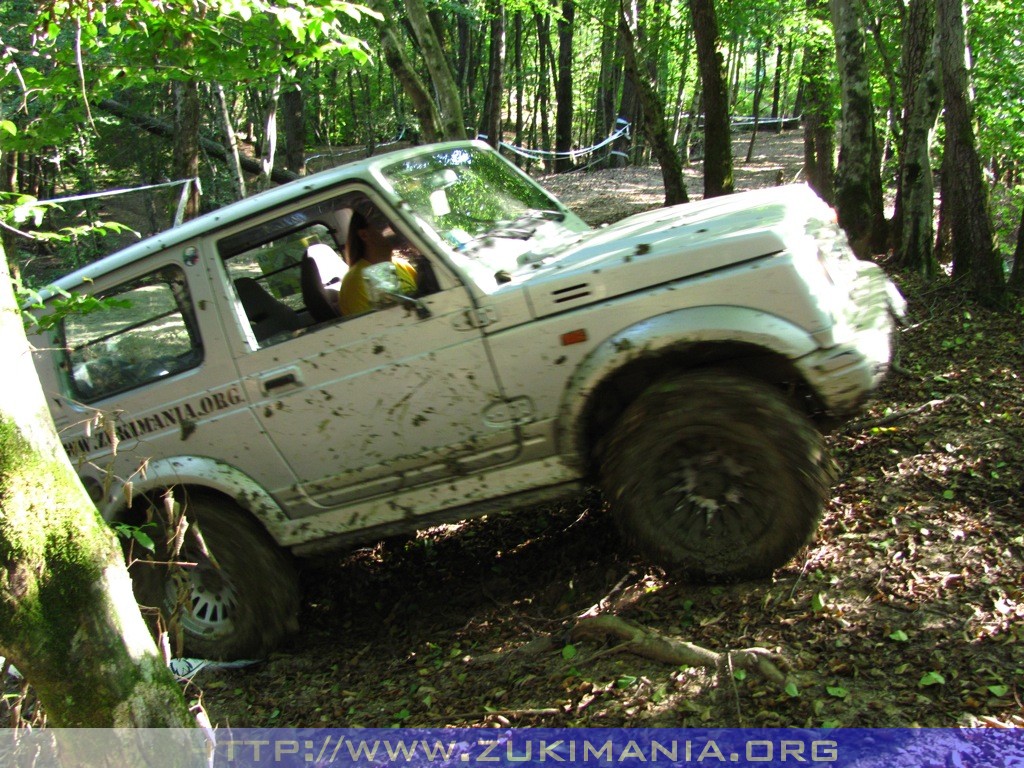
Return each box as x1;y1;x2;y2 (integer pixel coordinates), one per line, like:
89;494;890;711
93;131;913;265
338;257;417;316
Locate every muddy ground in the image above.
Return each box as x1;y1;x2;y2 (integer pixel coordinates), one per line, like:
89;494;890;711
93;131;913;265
189;132;1023;729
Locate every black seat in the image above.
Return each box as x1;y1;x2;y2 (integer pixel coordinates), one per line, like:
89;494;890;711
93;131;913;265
235;277;304;342
300;243;349;322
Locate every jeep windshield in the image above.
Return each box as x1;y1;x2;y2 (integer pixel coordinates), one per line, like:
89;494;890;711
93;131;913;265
378;145;590;288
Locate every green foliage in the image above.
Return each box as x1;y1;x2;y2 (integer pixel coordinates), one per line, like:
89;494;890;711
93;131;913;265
112;521;156;553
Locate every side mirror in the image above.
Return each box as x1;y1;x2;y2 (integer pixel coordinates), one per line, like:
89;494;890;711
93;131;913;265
364;262;431;319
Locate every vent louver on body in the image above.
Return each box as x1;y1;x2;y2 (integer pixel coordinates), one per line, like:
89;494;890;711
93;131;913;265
551;283;592;304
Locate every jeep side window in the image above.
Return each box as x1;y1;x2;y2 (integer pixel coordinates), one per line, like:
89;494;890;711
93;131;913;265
62;266;203;403
222;224;332;345
221;194;440;346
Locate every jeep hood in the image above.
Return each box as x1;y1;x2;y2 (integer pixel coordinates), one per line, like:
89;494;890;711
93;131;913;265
517;184;833;317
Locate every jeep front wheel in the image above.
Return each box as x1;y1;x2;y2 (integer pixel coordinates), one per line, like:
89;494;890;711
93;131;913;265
128;493;300;660
600;370;833;581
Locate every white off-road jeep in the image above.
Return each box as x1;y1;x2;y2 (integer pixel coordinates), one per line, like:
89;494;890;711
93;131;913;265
30;141;903;659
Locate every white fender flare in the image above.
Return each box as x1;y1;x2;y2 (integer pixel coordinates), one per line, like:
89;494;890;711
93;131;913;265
98;455;291;543
556;305;819;468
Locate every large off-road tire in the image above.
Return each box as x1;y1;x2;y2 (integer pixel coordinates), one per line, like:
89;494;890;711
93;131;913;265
600;370;834;581
128;492;300;660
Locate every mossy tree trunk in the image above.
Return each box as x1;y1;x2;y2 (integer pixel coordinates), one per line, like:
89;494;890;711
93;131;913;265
0;245;193;727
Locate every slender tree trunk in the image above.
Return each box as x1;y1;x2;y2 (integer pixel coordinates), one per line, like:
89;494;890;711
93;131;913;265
619;0;688;204
535;12;554;169
404;0;468;140
594;0;622;148
513;12;525;150
215;83;247;199
681;80;701;166
259;73;281;189
866;8;904;163
670;22;694;146
282;85;305;175
172;79;201;219
894;0;941;277
480;0;506;147
830;0;887;256
554;0;575;173
0;247;193;728
770;43;784;120
745;42;766;162
936;0;1006;306
688;0;733;197
801;0;836;202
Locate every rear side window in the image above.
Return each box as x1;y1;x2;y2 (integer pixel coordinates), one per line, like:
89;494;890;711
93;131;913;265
62;266;203;403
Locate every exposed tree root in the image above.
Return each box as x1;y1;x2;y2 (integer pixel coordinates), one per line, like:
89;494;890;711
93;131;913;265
570;615;789;688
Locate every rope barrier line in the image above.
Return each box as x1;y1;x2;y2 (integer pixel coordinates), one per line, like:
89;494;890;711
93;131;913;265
19;177;197;208
493;119;631;162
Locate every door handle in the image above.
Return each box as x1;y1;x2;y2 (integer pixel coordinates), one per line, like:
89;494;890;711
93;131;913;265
260;367;303;394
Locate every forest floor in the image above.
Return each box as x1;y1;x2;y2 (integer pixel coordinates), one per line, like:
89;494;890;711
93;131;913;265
187;131;1024;729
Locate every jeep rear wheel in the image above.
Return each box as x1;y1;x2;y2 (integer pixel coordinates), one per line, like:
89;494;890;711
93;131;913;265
600;370;833;581
128;493;299;660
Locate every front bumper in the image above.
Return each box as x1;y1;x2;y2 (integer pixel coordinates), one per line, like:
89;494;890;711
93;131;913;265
797;262;905;415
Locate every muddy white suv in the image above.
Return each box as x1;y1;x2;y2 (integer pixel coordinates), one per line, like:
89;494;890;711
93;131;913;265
30;141;903;659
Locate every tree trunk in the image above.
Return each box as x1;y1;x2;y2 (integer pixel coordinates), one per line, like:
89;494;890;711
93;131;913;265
172;79;201;220
594;0;622;148
259;73;281;189
282;85;306;175
404;0;467;140
375;12;443;143
215;83;247;199
936;0;1006;306
801;0;836;203
688;0;733;198
830;0;887;256
554;0;575;173
480;0;506;148
770;43;784;120
535;12;554;170
0;247;193;728
894;0;941;277
513;12;525;150
744;42;766;163
620;0;688;205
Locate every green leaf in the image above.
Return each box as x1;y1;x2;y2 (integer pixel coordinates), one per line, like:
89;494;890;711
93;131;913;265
811;592;827;612
987;684;1010;697
784;682;799;697
888;630;909;642
942;489;955;500
733;669;748;681
615;675;638;689
826;685;849;699
918;671;945;687
132;530;156;552
561;644;578;660
0;120;15;137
